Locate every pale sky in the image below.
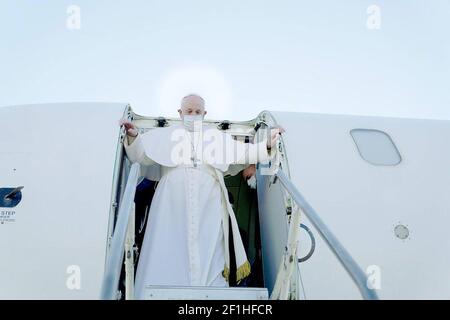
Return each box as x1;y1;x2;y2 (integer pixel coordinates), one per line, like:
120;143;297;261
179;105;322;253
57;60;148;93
1;0;449;121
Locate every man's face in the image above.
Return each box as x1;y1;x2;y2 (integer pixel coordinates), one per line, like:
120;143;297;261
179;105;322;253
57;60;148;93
178;96;207;118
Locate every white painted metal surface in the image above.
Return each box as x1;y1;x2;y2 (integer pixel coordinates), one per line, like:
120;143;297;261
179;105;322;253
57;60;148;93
124;203;136;300
144;286;268;300
2;103;450;300
0;102;127;299
268;111;450;299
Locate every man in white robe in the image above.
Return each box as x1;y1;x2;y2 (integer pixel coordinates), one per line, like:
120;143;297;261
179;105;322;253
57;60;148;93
119;94;283;299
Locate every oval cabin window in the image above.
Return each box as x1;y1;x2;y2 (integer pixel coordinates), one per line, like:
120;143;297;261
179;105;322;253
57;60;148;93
350;129;402;166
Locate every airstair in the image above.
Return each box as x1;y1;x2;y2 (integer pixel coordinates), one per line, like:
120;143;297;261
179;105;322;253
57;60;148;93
100;158;378;300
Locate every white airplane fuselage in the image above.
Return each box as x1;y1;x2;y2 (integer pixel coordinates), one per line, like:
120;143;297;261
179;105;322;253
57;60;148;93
1;102;450;300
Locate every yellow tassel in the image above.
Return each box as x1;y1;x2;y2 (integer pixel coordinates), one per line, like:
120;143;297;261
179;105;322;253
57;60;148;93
222;266;230;282
222;261;251;284
236;260;251;283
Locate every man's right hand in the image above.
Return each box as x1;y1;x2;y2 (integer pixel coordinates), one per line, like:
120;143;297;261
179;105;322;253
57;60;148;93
268;127;285;149
119;119;138;137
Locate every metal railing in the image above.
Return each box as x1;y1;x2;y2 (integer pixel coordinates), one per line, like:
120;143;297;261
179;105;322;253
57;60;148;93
100;154;378;299
100;162;141;300
275;169;379;300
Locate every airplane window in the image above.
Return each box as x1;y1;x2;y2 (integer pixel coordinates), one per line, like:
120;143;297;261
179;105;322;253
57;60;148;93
350;129;402;166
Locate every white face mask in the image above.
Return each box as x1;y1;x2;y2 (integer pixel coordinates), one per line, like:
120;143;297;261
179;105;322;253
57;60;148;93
183;114;203;131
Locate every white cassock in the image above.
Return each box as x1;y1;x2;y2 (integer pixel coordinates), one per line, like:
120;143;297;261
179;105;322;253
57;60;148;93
123;123;275;299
